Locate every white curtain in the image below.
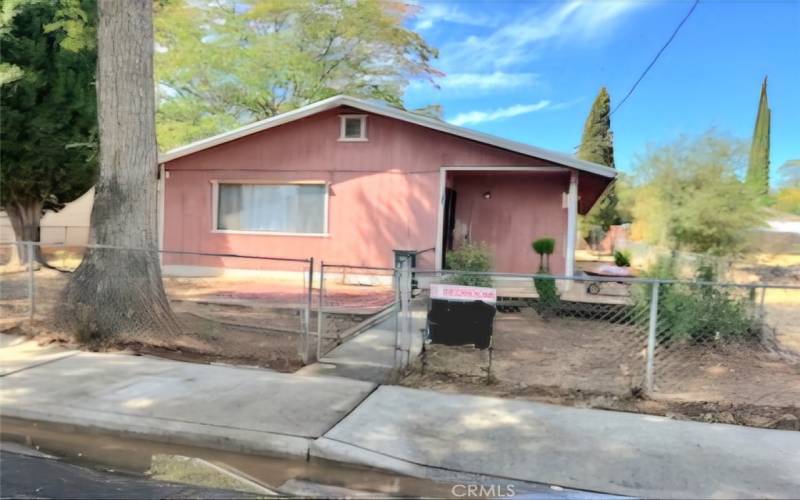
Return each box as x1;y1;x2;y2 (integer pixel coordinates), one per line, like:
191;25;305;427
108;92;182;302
218;184;325;233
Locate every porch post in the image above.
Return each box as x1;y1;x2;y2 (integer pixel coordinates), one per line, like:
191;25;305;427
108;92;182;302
565;171;578;277
434;168;446;271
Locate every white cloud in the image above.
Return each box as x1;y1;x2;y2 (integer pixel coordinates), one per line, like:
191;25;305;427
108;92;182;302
440;72;539;91
409;71;539;94
413;4;493;31
439;0;642;71
448;101;551;126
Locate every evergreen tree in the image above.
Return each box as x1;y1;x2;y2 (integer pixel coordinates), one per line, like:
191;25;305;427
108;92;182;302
746;76;771;196
0;0;97;264
578;87;621;233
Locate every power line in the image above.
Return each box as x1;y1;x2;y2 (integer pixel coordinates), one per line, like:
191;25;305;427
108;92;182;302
611;0;701;116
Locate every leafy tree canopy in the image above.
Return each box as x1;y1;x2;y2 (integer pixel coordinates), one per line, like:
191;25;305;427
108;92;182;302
628;131;764;256
774;160;800;215
154;0;440;150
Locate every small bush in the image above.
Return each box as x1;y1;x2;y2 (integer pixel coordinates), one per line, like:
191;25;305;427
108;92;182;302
637;258;759;343
445;243;493;287
532;238;555;256
657;284;759;343
532;237;556;272
613;250;631;267
533;276;560;318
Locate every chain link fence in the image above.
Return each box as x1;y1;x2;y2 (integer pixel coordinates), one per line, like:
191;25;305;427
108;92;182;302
316;263;397;360
0;225;90;247
413;271;651;394
407;270;800;410
650;281;800;406
0;242;33;324
1;241;314;371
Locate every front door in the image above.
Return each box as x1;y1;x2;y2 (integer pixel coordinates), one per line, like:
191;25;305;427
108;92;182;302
441;188;457;268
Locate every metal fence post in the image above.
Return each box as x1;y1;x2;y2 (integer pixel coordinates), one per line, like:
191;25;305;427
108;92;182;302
392;266;401;369
27;241;35;321
399;257;413;368
316;262;325;361
302;257;313;364
645;281;660;394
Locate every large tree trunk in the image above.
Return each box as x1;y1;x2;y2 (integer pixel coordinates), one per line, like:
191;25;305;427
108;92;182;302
59;0;179;344
4;199;45;267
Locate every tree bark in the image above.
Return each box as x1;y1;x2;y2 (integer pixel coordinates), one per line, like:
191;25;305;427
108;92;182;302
59;0;179;343
4;199;45;267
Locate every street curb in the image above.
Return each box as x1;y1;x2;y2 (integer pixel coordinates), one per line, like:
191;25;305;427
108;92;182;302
1;404;311;459
310;437;594;497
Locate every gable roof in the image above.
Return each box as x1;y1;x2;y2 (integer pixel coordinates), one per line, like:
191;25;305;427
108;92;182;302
159;95;616;179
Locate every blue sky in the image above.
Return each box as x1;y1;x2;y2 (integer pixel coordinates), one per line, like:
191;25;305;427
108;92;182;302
403;0;799;185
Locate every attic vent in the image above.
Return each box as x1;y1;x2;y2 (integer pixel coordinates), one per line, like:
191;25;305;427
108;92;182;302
339;114;367;141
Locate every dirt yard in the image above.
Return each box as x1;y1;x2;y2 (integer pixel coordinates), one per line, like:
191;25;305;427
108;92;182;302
0;267;392;371
403;308;800;430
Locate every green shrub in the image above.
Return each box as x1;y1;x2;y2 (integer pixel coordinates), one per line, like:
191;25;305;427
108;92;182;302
445;243;493;287
533;276;560;318
637;259;759;343
656;284;759;343
532;238;555;256
532;237;556;272
613;250;631;267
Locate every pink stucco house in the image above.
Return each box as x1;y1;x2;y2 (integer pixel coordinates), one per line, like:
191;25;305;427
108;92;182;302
157;95;615;275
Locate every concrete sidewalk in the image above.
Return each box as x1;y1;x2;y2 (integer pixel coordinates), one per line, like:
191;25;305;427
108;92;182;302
2;336;799;498
0;335;79;376
0;338;375;457
313;386;800;499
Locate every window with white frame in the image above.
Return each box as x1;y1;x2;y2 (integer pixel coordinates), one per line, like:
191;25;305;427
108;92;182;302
339;114;367;141
215;182;327;234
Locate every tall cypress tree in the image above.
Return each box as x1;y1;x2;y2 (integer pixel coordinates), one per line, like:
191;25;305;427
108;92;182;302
746;76;771;196
578;87;621;232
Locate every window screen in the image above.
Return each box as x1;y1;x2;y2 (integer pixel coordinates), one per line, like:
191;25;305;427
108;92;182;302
343;117;364;138
217;183;326;233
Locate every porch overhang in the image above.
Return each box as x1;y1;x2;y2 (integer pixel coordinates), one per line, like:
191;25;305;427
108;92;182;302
434;166;615;275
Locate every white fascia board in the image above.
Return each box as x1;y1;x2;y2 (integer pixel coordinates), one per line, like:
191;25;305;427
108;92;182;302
159;95;617;179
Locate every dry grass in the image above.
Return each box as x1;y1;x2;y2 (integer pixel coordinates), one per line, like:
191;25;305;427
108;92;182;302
404;307;800;429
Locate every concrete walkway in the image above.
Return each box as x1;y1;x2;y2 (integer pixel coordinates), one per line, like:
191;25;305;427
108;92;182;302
298;309;426;383
298;316;400;383
2;336;799;498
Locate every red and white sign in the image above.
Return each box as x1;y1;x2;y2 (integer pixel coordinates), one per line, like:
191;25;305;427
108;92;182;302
430;283;497;304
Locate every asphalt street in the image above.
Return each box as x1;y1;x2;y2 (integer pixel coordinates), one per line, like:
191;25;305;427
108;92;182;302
0;449;258;499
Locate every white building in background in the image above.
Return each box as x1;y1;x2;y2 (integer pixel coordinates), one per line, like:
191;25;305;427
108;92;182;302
766;220;800;235
0;188;93;245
